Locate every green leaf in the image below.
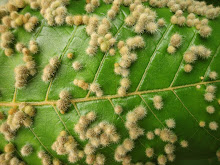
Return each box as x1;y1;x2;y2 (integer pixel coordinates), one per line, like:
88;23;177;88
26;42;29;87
0;1;220;165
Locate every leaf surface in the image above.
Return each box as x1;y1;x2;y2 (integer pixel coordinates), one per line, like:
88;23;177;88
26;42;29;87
0;1;220;165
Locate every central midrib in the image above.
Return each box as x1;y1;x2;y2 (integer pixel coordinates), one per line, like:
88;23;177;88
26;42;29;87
0;80;219;106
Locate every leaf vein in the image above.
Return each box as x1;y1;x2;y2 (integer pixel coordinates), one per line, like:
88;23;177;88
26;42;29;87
45;26;78;101
202;44;220;81
29;127;55;157
136;23;173;92
12;21;46;103
0;80;219;107
169;31;197;87
85;22;126;98
172;90;220;142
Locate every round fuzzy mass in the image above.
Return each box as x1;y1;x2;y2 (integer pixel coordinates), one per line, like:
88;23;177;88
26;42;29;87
165;118;176;129
21;144;33;156
0;0;220;165
209;121;218;131
170;33;182;48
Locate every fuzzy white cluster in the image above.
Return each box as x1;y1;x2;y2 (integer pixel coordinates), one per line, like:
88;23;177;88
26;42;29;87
89;82;103;97
85;0;100;13
86;17;115;57
114;138;134;163
57;90;71;114
73;79;89;90
204;84;217;102
115;36;145;96
0;103;35;141
183;45;211;73
167;33;182;54
153;95;163;110
125;105;147;139
74;111;120;164
107;0;122;20
42;56;60;82
125;3;159;34
51;131;83;163
21;144;33;156
0;143;26;165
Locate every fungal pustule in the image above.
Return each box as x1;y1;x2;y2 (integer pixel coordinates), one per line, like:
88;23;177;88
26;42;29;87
120;78;130;89
180;140;188;148
171;15;178;24
1;32;14;43
72;61;82;71
29;40;38;54
24;105;35;117
100;42;110;52
184;64;193;73
199;121;206;127
157;154;167;165
157;18;166;27
145;147;154;158
42;56;60;82
4;143;15;153
125;15;136;26
153;95;163;110
73;15;83;26
86;111;96;122
167;154;175;162
154;128;161;136
196;45;211;59
95;153;105;165
146;22;158;34
21;144;33;156
199;25;212;38
89;82;101;93
170;33;182;48
164;143;175;154
86;154;95;164
16;43;25;53
183;51;197;63
186;19;194;27
114;105;123;115
160;128;172;142
165;118;176;129
117;41;124;49
57;90;71;114
86;46;97;56
175;10;183;17
167;45;176;54
177;16;186;26
126;36;145;50
96;89;103;97
109;48;115;56
206;85;216;93
204;92;215;102
206;106;215;114
209;121;218;131
146;131;155;140
4;48;14;57
122;138;134;151
107;9;116;19
187;13;195;20
118;86;127;96
209;71;218;80
67;52;74;59
133;105;147;120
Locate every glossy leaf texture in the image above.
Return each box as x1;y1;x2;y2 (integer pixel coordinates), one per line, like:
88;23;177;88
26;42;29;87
0;1;220;165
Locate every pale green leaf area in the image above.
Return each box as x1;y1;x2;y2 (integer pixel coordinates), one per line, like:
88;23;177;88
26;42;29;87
0;0;220;165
